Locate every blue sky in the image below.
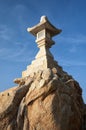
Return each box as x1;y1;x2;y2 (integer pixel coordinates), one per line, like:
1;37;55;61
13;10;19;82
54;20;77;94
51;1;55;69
0;0;86;103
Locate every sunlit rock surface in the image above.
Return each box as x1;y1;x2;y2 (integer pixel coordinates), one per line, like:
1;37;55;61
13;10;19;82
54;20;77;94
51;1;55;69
0;67;84;130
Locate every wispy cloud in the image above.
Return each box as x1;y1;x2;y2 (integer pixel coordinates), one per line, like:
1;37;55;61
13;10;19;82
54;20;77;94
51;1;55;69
0;16;35;63
0;48;8;54
55;34;86;54
0;25;14;41
0;30;36;62
69;46;77;53
0;43;35;62
0;4;39;63
59;59;86;67
11;4;29;33
57;34;86;45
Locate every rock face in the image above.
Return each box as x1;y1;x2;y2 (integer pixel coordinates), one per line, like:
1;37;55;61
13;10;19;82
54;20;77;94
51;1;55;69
0;67;84;130
83;104;86;130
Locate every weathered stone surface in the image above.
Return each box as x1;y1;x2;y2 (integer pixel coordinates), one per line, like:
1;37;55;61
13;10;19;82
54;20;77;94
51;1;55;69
0;68;84;130
0;77;33;130
22;16;61;77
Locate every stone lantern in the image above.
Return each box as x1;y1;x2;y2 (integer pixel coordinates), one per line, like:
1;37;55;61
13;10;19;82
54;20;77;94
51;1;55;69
22;16;62;77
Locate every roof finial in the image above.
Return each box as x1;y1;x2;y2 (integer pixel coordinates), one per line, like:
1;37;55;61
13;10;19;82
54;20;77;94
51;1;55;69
40;15;48;22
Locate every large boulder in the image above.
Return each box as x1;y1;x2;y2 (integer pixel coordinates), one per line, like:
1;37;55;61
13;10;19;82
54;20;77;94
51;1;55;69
0;67;84;130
